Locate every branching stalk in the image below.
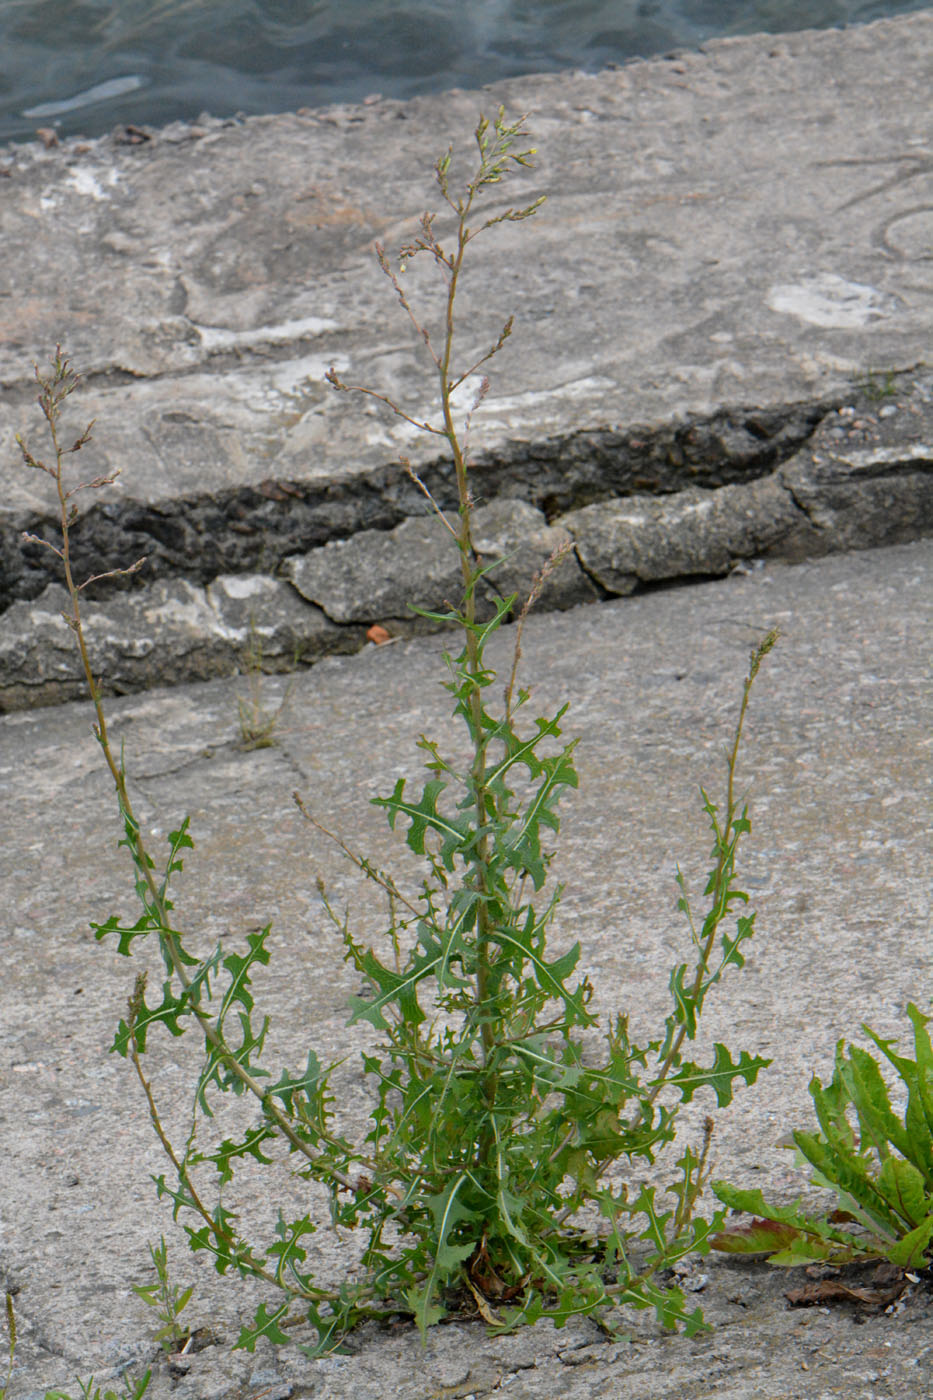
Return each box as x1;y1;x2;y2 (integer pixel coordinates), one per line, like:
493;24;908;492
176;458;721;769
19;353;360;1197
19;111;777;1353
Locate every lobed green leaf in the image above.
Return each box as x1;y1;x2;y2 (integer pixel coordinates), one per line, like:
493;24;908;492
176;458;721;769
667;1044;770;1107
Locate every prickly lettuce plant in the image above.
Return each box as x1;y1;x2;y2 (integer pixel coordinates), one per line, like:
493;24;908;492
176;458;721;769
713;1006;933;1270
18;111;775;1354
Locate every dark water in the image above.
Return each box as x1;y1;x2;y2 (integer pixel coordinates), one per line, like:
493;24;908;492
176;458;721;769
0;0;928;145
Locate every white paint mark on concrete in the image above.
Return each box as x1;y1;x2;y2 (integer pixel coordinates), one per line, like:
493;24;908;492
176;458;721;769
67;167;113;201
144;583;214;631
269;354;344;396
475;375;617;416
767;274;899;329
838;444;932;469
673;496;714;516
213;575;274;600
373;371;617;444
196;316;339;351
230;354;348;414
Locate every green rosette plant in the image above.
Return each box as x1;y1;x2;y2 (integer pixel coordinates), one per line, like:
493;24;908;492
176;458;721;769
713;1005;933;1271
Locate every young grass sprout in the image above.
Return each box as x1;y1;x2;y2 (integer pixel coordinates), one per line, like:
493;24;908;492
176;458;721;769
18;110;776;1354
236;617;292;750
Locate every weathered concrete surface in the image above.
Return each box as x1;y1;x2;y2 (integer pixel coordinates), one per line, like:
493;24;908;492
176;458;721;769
2;374;929;710
1;11;932;647
0;576;363;712
284;497;596;624
1;540;930;1398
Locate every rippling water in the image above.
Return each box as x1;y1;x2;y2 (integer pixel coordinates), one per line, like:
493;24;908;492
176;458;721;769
0;0;927;144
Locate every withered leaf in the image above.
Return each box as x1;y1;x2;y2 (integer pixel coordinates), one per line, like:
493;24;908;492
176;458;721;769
785;1264;907;1309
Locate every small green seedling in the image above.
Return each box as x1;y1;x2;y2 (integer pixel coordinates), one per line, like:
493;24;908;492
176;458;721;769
1;1293;14;1400
44;1372;151;1400
131;1236;194;1354
859;367;899;401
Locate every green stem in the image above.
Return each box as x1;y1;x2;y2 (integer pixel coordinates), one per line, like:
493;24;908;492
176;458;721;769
45;374;364;1198
644;635;775;1104
439;191;500;1162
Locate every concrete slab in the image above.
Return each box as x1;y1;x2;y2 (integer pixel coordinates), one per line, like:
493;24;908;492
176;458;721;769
3;369;929;710
1;15;932;1393
1;11;932;619
1;538;930;1398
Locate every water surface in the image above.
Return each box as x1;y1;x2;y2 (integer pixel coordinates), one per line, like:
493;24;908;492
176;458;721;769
0;0;928;144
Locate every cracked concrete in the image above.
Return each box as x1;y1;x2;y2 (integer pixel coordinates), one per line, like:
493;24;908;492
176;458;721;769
1;16;932;1396
2;373;930;710
1;12;932;709
2;398;826;612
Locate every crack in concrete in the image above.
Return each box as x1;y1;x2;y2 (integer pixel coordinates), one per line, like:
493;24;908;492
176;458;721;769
2;373;930;713
2;396;834;614
781;478;827;532
820;153;933;213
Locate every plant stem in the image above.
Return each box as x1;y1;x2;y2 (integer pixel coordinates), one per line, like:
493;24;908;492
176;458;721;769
647;631;777;1101
36;359;361;1197
438;177;500;1159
